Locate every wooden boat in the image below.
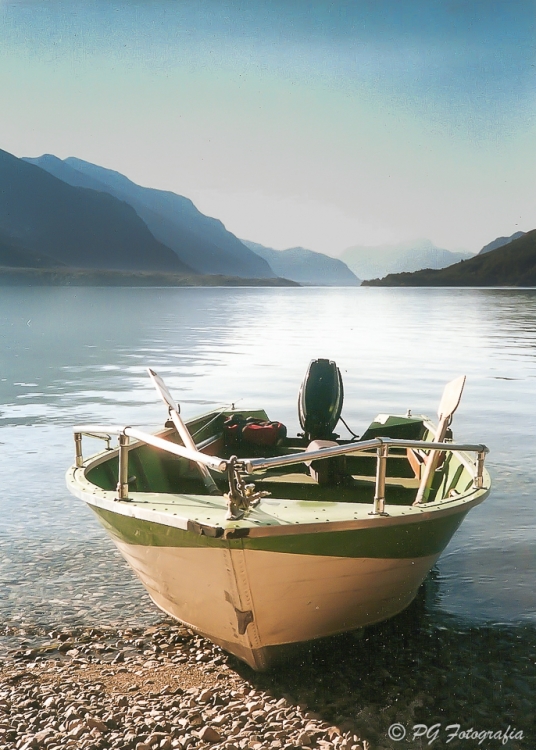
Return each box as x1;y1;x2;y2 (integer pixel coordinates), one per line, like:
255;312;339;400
66;360;490;670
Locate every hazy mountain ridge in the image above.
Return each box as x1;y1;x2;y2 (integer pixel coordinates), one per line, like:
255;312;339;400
243;240;360;286
24;155;276;280
340;239;473;280
0;149;191;273
8;147;528;287
362;230;536;286
478;231;526;255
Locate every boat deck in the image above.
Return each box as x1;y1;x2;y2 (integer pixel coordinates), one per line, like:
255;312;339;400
73;466;472;539
75;409;479;534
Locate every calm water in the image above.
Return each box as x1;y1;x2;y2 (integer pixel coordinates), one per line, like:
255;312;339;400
0;286;535;630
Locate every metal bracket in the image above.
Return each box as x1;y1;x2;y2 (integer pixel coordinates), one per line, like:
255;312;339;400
224;456;270;521
369;440;389;516
116;433;130;501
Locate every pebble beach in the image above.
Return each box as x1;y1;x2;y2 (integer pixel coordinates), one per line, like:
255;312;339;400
1;599;534;750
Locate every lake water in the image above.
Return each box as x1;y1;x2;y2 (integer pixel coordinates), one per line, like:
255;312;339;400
1;285;535;632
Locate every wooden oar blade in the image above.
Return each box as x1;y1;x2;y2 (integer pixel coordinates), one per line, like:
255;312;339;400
437;375;466;421
147;367;179;414
147;368;221;495
415;375;466;505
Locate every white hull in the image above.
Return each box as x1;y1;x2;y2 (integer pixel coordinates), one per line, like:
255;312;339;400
112;539;438;669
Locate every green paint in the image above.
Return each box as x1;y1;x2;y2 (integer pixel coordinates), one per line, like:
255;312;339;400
92;505;467;559
243;512;467;558
93;506;225;550
360;416;425;441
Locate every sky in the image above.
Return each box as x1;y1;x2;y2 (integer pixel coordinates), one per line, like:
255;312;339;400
1;0;535;255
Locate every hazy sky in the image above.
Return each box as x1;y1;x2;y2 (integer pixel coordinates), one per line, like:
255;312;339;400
1;0;535;254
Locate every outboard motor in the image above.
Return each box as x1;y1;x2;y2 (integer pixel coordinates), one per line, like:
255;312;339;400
298;358;344;442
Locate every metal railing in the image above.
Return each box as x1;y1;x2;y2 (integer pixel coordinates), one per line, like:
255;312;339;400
73;425;489;513
74;425;227;469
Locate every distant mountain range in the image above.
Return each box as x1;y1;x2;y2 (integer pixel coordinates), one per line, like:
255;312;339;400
243;241;360;286
363;230;536;286
1;148;363;285
340;239;473;280
24;154;275;279
2;146;532;287
0;149;189;273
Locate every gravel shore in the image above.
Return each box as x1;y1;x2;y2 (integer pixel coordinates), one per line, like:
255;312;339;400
0;622;368;750
1;607;534;750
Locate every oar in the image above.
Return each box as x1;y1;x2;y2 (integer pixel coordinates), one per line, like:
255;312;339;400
147;368;221;496
413;375;466;505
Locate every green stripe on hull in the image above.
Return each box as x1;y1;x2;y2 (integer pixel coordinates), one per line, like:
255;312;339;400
245;513;466;558
92;506;467;559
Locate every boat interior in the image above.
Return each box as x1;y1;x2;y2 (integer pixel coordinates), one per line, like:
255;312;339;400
82;360;477;509
85;409;472;508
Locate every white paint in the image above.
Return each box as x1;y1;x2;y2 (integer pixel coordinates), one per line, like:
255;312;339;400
111;540;438;669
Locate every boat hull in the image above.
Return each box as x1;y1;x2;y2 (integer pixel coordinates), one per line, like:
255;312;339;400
89;503;466;670
112;539;438;669
67;406;490;670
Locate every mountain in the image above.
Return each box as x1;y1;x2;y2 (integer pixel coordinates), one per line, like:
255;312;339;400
362;229;536;286
478;231;526;255
0;149;191;273
0;227;65;268
243;241;360;286
24;154;276;279
340;239;473;280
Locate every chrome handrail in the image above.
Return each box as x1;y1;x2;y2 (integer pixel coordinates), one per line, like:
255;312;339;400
73;425;227;472
73;425;489;513
241;437;488;473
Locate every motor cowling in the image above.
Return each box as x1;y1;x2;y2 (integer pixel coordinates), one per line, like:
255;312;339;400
298;358;344;441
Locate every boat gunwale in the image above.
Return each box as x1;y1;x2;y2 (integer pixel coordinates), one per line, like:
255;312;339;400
66;466;490;541
66;409;490;540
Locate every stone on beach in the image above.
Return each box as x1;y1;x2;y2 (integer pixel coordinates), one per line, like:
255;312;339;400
198;725;223;742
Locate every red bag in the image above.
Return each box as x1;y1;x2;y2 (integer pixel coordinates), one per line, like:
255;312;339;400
242;420;287;446
224;416;287;447
223;417;243;446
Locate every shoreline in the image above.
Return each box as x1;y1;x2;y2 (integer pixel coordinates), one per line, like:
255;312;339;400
0;267;299;288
